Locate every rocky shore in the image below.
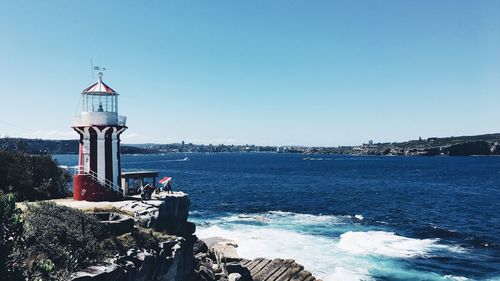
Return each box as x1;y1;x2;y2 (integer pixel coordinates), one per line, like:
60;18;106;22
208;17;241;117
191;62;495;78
356;140;500;156
194;237;317;281
53;192;317;281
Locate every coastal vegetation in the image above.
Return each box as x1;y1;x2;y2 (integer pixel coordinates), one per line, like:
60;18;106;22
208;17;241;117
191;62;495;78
19;202;107;280
0;149;70;201
0;147;97;280
0;138;148;155
0;199;108;281
0;193;24;280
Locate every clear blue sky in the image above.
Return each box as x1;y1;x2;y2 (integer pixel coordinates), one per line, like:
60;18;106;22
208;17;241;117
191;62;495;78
0;0;499;146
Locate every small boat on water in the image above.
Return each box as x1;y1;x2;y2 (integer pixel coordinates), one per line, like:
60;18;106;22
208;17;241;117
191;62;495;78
303;157;324;161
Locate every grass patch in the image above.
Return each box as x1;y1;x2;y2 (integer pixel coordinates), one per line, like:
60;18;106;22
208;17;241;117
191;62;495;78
82;206;135;217
102;226;176;255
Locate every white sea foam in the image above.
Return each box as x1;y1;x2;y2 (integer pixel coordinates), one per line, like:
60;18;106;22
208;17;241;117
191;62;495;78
196;224;372;280
338;231;442;258
196;212;464;281
444;275;469;281
218;210;351;226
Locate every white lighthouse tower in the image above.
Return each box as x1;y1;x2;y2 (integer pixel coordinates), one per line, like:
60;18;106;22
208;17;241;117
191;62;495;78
72;70;127;201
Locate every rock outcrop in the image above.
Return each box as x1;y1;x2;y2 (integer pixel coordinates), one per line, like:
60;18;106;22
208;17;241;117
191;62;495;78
62;192;196;281
54;191;195;236
446;141;493;156
194;238;319;281
356;139;500;157
131;192;195;236
58;192;319;281
71;237;195;281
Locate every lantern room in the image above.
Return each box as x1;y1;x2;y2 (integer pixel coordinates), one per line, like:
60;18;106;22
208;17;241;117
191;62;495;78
74;71;126;127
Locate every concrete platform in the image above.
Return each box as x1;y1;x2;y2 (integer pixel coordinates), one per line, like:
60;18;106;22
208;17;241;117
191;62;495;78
50;191;187;213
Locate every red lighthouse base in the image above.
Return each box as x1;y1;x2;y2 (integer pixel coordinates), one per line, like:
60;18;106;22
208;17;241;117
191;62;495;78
73;175;120;201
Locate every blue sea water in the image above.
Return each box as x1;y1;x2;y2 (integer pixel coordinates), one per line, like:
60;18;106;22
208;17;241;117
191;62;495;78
54;153;500;281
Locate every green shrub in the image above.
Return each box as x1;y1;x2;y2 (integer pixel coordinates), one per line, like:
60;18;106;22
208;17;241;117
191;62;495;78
0;150;71;201
0;193;24;281
18;202;108;280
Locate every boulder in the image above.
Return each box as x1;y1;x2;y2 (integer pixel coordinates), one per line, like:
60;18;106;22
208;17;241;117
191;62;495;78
203;237;240;263
228;273;242;281
71;238;194;281
70;263;124;281
226;263;251;280
193;239;209;254
198;264;216;281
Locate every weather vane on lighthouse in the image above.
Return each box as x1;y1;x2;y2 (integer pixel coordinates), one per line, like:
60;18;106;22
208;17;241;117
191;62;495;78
90;59;106;80
92;65;106;80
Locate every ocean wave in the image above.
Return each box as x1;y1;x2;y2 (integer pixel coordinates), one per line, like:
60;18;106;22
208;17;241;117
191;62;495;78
215;210;353;227
338;231;463;258
196;223;465;280
121;158;189;164
443;275;469;281
196;224;370;280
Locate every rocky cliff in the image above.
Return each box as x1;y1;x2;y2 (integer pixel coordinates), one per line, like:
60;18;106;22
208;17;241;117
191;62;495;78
57;192;317;281
54;192;196;281
361;141;500;156
71;237;195;281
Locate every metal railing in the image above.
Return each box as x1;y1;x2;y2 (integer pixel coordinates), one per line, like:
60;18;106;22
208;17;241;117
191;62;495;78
118;115;127;126
76;166;120;193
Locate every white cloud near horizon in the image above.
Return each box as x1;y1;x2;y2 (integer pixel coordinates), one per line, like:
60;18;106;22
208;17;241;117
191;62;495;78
0;129;75;140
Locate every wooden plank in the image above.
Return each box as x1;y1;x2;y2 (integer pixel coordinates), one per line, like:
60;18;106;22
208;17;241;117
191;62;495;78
265;260;294;281
252;258;284;281
274;264;304;281
240;259;253;267
302;276;315;281
290;271;312;281
267;266;290;281
245;258;265;271
250;259;272;276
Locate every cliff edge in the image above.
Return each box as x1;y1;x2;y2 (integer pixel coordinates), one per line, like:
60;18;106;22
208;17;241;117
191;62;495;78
51;192;317;281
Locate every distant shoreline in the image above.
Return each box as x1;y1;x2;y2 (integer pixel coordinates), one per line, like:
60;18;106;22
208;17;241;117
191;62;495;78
1;132;500;156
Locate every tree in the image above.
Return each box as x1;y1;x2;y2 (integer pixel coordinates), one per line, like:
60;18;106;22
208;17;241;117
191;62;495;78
0;150;70;201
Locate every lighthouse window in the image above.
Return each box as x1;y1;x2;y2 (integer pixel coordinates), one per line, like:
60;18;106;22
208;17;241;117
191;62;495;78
80;94;118;113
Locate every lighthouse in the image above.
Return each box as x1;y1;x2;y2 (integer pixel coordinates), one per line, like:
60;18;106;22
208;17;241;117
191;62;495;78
72;71;127;201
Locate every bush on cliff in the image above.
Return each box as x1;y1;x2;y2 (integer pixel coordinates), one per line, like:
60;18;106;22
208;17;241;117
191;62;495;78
0;150;71;201
0;193;25;281
14;202;108;280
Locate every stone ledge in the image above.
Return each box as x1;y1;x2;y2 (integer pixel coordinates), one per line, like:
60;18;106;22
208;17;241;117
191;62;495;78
49;191;193;236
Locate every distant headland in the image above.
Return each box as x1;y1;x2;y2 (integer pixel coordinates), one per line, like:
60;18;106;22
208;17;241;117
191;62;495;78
1;133;500;156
